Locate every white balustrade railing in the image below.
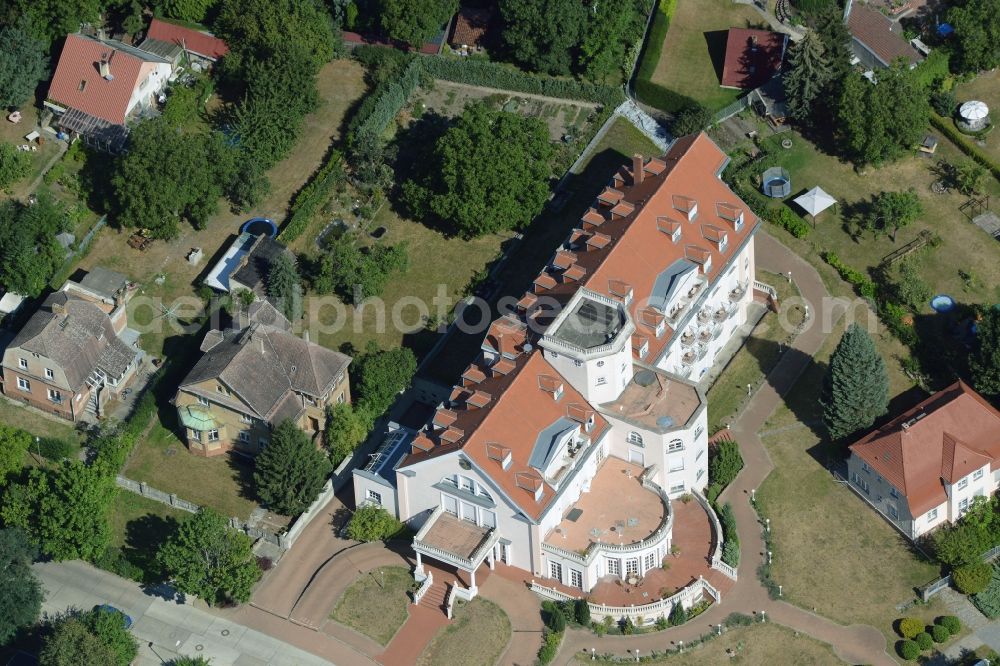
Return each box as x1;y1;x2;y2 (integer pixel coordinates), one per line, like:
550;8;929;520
413;571;434;605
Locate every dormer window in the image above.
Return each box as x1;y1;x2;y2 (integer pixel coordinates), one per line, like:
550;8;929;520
78;80;87;92
717;202;745;231
672;195;698;221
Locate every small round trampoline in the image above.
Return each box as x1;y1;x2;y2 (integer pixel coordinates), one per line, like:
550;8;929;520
761;166;791;198
931;294;955;313
241;217;277;238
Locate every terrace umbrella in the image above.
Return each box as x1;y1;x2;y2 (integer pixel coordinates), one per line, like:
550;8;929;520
793;186;837;226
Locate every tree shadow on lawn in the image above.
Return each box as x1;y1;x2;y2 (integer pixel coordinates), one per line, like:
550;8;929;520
225;452;260;506
123;513;181;584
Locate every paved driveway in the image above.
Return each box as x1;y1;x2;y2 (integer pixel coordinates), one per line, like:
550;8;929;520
36;561;334;666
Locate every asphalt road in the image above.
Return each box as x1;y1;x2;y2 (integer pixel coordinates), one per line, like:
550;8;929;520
35;560;335;666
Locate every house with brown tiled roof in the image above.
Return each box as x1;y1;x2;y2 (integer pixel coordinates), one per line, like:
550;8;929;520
720;28;788;89
174;314;351;457
352;132;760;609
145;18;229;62
847;381;1000;539
1;268;141;421
845;0;922;70
45;33;173;152
449;6;494;51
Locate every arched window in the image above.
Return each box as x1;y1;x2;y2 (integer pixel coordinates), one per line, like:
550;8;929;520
627;431;644;447
667;439;684;452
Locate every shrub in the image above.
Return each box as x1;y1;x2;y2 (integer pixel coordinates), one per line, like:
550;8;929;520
709;440;743;490
897;639;920;661
915;631;933;650
930;113;1000;183
937;615;961;634
972;565;1000;618
898;617;924;639
767;206;811;238
821;252;877;301
536;629;562;665
280;150;345;242
345;505;406;542
654;615;668;630
724;612;753;627
36;437;77;462
668;601;687;626
620;616;635;635
930;623;950;643
954;561;993;595
543;601;566;633
717;502;740;567
574;598;590;626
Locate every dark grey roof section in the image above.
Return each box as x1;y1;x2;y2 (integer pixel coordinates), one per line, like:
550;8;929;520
231;234;294;294
97;35;172;64
529;417;578;471
79;267;128;301
138;37;182;61
9;292;137;389
179;324;351;419
649;259;698;312
58;108;129;153
549;296;625;349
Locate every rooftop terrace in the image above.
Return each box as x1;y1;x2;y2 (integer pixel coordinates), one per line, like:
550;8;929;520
545;458;666;553
600;365;701;432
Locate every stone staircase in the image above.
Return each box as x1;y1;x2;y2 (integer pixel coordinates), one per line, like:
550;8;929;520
418;580;450;615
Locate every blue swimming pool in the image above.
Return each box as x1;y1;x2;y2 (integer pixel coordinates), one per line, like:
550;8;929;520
241;217;277;238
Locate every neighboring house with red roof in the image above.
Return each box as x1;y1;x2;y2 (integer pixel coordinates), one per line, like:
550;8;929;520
45;33;173;151
145;18;229;62
720;28;788;89
845;0;922;70
352;133;762;604
848;381;1000;540
449;6;494;50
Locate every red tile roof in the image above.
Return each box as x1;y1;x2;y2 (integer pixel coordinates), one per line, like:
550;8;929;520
720;28;788;89
48;34;148;125
849;381;1000;515
147;18;229;60
846;4;921;67
449;7;494;48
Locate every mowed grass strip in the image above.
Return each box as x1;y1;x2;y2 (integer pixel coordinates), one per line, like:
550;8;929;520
575;622;842;665
649;0;765;111
417;598;511;666
330;566;413;646
756;316;938;642
123;422;259;521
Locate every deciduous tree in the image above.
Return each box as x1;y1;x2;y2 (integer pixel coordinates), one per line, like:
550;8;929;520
820;324;890;440
157;0;216;23
402;103;552;238
254;421;331;516
215;0;336;73
500;0;587;75
972;306;1000;396
81;608;137;666
0;461;116;561
0;143;31;191
0;19;48;109
353;343;417;417
947;0;1000;74
836;67;928;165
0;528;42;646
578;0;644;82
157;508;261;604
39;617;116;666
0;424;30;480
324;402;371;465
868;189;922;241
7;0;104;46
314;235;408;301
378;0;457;47
346;504;405;541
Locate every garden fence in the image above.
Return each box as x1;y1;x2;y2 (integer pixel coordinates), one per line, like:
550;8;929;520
919;544;1000;601
712;96;750;125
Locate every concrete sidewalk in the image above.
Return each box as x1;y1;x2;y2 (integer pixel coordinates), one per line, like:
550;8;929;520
37;560;337;666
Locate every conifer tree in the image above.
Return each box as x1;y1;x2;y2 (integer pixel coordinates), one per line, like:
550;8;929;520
254;420;331;516
821;324;890;440
783;31;832;122
265;253;302;322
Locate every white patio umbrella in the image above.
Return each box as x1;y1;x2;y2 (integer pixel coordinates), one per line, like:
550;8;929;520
793;186;837;225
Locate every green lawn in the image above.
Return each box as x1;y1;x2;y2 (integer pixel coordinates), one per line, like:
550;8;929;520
649;0;767;111
0;397;84;444
105;490;188;582
122;422;259;520
575;622;841;664
756;315;940;642
706;270;804;431
952;70;1000;164
417;598;511;666
420;117;660;385
330;566;414;645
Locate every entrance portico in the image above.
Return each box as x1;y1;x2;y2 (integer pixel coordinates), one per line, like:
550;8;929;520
413;506;501;596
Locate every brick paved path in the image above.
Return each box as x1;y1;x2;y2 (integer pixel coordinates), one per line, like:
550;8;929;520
557;231;897;665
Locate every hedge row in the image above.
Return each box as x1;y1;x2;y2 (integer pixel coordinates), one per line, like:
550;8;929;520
718;502;740;567
766;206;811;238
280;150;346;242
423;57;624;106
633;0;700;114
821;251;877;300
349;57;423;147
930;112;1000;183
536;629;563;665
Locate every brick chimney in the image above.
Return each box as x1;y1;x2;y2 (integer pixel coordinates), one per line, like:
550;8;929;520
632;154;644;185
